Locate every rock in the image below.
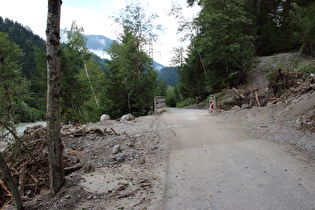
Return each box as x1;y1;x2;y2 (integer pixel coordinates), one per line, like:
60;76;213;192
120;114;134;122
100;114;110;121
139;158;145;165
241;104;250;109
112;145;121;154
114;155;125;162
285;106;292;112
266;102;274;107
83;163;95;173
231;105;241;111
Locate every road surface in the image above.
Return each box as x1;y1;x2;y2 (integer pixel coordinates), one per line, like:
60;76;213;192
162;108;315;210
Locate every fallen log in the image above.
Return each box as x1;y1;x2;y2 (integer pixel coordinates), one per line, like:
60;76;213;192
64;165;83;175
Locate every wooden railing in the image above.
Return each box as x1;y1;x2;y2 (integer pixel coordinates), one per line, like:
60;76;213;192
154;96;166;115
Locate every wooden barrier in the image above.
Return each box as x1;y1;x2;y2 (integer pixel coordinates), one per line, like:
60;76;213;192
154;96;166;115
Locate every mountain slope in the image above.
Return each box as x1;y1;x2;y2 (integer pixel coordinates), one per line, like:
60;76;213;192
0;17;46;79
61;30;165;71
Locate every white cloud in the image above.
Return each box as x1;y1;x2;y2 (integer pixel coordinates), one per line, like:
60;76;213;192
89;49;111;60
0;0;200;66
0;0;48;39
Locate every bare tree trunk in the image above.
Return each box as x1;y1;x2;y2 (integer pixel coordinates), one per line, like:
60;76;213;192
46;0;65;196
84;64;99;108
0;151;24;210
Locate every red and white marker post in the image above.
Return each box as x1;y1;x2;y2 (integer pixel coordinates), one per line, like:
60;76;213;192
209;95;216;115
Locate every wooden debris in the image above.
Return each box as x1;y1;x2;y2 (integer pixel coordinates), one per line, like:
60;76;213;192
0;179;11;195
140;184;152;188
68;150;84;160
109;185;126;199
110;128;119;136
255;90;261;107
64;165;83;175
138;178;149;184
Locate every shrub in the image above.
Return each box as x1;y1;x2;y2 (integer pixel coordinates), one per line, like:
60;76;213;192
297;60;315;73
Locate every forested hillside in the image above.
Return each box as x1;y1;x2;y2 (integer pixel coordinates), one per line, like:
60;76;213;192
0;17;46;79
158;67;179;87
0;17;111;123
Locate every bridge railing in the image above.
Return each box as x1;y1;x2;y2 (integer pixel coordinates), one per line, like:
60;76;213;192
154;96;166;115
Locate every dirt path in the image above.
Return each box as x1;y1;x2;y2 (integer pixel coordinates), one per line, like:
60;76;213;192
162;108;315;210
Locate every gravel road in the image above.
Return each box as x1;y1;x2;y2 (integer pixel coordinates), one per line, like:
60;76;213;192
162;108;315;210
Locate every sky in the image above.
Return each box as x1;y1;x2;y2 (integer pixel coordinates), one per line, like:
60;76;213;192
0;0;201;66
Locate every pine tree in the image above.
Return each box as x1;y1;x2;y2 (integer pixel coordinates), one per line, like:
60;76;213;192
0;32;26;125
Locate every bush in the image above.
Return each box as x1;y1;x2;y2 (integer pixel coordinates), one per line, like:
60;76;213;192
298;60;315;73
14;101;42;123
176;98;197;108
166;87;177;107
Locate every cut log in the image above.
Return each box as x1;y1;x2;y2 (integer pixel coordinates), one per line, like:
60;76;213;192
255;91;261;107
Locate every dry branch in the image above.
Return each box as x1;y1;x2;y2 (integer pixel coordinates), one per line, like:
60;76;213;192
0;120;49;179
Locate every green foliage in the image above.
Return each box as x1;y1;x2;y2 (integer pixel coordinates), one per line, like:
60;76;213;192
252;0;299;55
29;47;48;115
176;98;197;108
0;17;46;80
173;84;182;103
105;4;159;119
60;22;94;124
292;1;315;56
166;86;177;107
179;0;314;104
158;67;180;86
179;0;255;100
213;92;226;103
261;54;315;82
14;101;42;122
0;32;27;124
298;60;315;73
156;80;167;96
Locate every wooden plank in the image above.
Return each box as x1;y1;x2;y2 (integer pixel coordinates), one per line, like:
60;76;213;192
154;96;166;115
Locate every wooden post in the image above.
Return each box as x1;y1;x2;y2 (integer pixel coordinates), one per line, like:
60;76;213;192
154;97;157;115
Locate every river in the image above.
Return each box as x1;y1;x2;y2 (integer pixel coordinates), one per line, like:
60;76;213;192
16;121;47;134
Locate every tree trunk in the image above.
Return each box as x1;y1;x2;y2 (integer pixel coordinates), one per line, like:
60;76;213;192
84;64;99;108
46;0;65;196
0;151;24;210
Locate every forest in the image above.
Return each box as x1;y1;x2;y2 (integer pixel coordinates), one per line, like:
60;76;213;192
180;0;315;100
1;0;315;125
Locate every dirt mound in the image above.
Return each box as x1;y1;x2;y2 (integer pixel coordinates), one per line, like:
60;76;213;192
217;53;315;163
1;116;169;209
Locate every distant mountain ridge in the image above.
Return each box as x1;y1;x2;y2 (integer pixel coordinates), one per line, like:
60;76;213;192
60;30;165;71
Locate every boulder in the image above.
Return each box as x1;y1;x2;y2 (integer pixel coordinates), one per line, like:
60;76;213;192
120;114;134;122
112;145;121;154
100;114;110;121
